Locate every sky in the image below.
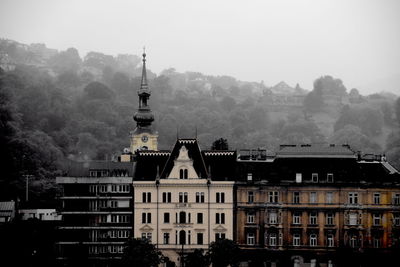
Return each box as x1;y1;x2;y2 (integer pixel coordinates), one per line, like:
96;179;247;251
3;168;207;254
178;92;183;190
1;0;400;94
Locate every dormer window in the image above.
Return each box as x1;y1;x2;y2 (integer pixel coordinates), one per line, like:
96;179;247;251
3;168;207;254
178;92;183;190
247;173;253;181
296;173;302;183
327;173;334;183
179;169;188;179
311;173;318;183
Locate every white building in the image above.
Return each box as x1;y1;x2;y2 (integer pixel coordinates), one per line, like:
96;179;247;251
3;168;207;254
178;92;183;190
133;139;236;263
19;208;62;221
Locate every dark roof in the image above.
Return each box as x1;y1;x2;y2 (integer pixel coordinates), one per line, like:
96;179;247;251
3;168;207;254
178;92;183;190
63;160;134;177
277;144;356;158
134;151;170;181
160;139;208;179
203;150;237;181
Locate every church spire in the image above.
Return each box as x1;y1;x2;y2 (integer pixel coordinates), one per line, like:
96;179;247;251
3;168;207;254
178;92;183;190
133;49;154;128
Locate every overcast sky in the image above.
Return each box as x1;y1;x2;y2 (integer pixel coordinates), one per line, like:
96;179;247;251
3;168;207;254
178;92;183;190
1;0;399;94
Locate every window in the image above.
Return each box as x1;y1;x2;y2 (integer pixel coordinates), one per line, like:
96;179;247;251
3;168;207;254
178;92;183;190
373;237;381;248
348;213;358;225
310;234;317;246
196;192;205;203
310;192;317;203
309;212;317;225
216;233;226;240
179;212;186;224
350;235;358;248
293;192;300;204
247;173;253;181
296;173;302;183
216;192;225;203
164;213;170;223
142;192;151;203
373;193;380;204
216;213;225;224
312;173;318;182
348;192;358;204
326;213;334;225
268;191;279;203
197;213;203;224
247;213;255;224
394;193;400;205
293;212;301;224
197;233;203;245
326;192;333;204
327;234;334;247
162;192;172;203
247;233;255;245
180;169;188;179
394;214;400;226
269;212;278;224
179;192;188;203
269;233;277;247
293;234;301;246
248;191;254;203
142;213;151;224
163;233;169;244
119;215;130;223
110;200;118;208
327;173;334;183
373;214;382;226
142;232;152;242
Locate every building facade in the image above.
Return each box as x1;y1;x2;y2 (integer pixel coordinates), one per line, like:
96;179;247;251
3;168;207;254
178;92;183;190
133;139;236;263
235;145;400;266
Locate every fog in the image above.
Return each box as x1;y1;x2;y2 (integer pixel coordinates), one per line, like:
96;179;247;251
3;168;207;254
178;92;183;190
1;0;400;94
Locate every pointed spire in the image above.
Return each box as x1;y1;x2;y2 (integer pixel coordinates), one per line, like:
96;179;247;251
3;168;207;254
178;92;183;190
140;47;148;90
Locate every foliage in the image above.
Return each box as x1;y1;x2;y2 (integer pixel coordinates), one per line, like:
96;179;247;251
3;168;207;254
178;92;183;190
212;138;229;150
121;237;163;267
184;249;210;267
329;125;381;153
209;239;240;267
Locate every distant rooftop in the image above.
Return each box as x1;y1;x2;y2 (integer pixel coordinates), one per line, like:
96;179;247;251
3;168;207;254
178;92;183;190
276;144;356;158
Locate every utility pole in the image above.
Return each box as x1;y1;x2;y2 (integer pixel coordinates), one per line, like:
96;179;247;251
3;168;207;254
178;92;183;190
25;174;29;202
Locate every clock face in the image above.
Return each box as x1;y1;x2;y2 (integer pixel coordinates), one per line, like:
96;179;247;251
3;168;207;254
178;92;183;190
141;135;148;142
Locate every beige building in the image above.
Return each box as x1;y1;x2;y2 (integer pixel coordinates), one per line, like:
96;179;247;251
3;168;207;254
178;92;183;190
133;139;236;263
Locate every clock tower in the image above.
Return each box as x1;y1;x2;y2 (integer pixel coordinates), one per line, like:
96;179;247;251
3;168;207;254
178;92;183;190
130;50;158;152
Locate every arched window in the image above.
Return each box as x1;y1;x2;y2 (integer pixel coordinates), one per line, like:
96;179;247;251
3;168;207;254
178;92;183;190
179;230;186;245
180;169;188;179
179;211;186;224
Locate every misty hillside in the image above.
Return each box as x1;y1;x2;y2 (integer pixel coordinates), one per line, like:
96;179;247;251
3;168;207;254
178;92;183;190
1;38;400;202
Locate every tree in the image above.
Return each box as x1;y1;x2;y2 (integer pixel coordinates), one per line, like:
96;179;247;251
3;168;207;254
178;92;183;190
209;239;240;267
83;81;115;100
329;125;381;153
303;88;323;113
121;238;163;267
184;249;210;267
212;138;229;150
313;75;347;96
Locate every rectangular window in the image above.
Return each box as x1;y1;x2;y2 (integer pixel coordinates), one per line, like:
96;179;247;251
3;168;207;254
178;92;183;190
327;173;334;183
293;212;301;224
216;192;225;203
293;192;300;204
268;191;279;203
394;214;400;226
248;191;254;203
310;192;317;203
310;234;317;246
373;193;380;204
326;213;334;225
163;233;169;244
373;237;381;248
164;213;170;223
142;192;151;203
326;192;333;204
312;173;318;182
142;213;151;224
348;213;358;225
327;234;334;247
197;233;203;245
216;213;225;224
216;233;226;241
197;213;203;224
293;234;300;246
394;193;400;205
162;192;172;203
179;192;188;203
309;212;317;225
196;192;205;203
247;213;255;224
296;173;302;183
373;214;382;226
247;173;253;181
269;212;278;224
142;232;152;242
348;192;358;204
269;233;277;247
247;233;255;245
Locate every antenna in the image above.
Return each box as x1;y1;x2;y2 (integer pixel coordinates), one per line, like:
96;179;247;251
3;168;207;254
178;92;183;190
176;125;179;140
195;125;198;139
